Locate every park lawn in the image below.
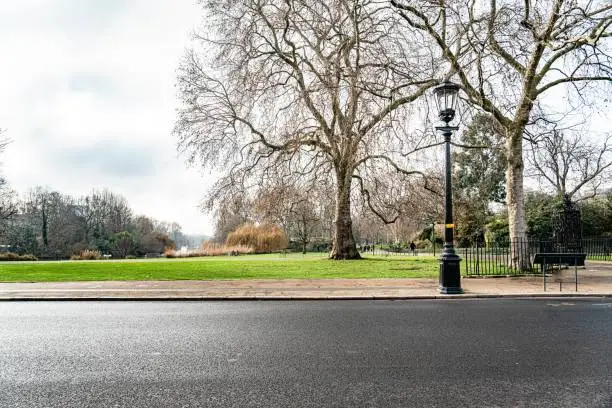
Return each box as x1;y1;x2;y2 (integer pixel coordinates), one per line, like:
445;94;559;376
0;254;438;282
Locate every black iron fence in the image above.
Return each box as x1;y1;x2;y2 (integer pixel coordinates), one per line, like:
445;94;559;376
462;237;612;276
358;237;612;276
357;244;424;257
462;238;537;276
582;237;612;261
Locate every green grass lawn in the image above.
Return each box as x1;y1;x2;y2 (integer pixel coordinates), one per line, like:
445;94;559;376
0;253;438;282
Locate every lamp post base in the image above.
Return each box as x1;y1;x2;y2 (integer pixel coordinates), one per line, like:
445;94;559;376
439;252;463;294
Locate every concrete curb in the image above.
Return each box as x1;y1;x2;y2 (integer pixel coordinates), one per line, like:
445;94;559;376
1;294;611;301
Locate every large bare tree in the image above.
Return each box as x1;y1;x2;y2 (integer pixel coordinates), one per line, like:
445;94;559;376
527;130;612;200
392;0;612;266
175;0;440;259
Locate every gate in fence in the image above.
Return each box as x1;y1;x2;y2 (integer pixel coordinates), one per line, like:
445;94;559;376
550;195;583;253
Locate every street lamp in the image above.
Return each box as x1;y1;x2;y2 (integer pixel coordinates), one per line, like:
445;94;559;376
433;81;463;294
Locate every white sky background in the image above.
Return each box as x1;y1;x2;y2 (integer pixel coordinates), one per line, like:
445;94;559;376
0;0;216;235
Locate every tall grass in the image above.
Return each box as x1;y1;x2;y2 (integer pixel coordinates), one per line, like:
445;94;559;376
226;223;287;253
164;242;254;258
70;249;102;260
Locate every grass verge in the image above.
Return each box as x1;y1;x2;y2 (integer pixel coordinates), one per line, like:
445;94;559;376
0;254;438;282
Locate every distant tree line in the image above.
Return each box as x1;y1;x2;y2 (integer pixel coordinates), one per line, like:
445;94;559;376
0;187;188;259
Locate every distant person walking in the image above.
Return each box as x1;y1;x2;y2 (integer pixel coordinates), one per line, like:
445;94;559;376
409;241;416;256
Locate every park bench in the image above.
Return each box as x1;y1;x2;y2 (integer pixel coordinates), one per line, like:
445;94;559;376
532;253;586;292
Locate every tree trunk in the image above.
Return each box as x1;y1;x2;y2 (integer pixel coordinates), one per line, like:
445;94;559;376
506;131;530;270
41;201;48;248
329;168;361;260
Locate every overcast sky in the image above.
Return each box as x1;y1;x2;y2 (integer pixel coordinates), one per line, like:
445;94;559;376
0;0;215;235
1;1;610;237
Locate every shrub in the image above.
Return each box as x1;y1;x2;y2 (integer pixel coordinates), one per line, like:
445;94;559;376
164;248;177;258
0;252;19;261
0;252;38;261
70;249;102;260
225;223;288;253
19;254;39;261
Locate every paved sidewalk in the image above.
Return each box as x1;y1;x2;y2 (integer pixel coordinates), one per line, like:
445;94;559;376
1;264;611;300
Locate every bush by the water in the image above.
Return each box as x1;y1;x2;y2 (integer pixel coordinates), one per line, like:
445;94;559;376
0;252;38;261
225;223;287;253
70;249;102;260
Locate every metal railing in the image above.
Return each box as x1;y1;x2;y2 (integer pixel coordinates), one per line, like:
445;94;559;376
357;237;611;276
357;244;431;257
582;237;612;261
462;239;536;276
462;237;611;276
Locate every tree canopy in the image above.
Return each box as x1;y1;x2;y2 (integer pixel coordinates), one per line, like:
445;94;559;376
392;0;611;267
175;0;445;259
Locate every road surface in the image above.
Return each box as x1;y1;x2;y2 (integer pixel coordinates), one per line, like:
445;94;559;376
0;299;610;407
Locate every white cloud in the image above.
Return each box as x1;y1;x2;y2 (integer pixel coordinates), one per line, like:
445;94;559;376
0;0;214;235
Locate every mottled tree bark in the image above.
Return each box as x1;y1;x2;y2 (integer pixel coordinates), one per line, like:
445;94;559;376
506;130;530;270
330;166;360;260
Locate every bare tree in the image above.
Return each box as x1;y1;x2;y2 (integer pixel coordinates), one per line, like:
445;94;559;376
20;188;86;258
527;130;612;200
0;136;18;222
175;0;441;259
131;215;175;255
0;183;17;222
78;189;132;247
252;182;328;253
287;198;321;254
392;0;612;267
0;177;18;222
204;186;252;244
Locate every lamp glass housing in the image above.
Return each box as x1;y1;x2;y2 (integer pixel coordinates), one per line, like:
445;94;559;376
433;81;460;123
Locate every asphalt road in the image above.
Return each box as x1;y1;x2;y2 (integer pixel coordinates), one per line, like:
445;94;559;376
0;300;610;408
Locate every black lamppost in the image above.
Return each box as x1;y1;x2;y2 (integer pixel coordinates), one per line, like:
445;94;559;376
433;81;463;294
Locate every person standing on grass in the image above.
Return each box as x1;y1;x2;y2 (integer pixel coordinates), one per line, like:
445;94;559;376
409;241;416;256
